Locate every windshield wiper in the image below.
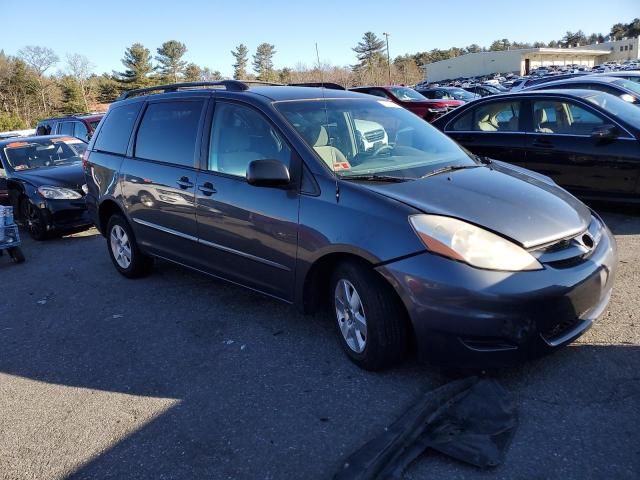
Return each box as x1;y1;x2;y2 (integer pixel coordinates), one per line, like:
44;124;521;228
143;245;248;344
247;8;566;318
341;174;409;183
420;164;481;179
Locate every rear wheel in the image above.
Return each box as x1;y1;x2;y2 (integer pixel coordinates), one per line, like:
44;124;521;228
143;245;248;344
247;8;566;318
331;261;409;371
106;214;153;278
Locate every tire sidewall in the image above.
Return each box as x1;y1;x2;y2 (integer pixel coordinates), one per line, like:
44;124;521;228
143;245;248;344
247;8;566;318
106;215;141;277
331;263;378;364
21;198;48;241
330;261;409;371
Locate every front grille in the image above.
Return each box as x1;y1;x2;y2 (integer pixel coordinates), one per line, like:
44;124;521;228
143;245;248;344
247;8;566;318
541;317;582;343
532;217;603;268
364;129;385;142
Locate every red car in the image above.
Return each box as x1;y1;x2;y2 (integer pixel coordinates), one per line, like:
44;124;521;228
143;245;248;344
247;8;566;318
350;85;464;122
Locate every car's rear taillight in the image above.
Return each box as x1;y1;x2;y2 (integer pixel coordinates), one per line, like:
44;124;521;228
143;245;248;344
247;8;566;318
82;149;90;169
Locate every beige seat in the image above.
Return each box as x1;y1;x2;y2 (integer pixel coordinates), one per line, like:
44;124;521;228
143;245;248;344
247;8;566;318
303;125;348;168
534;109;554;133
477;113;498;131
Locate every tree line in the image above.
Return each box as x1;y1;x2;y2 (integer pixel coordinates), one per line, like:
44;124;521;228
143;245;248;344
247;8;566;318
1;17;637;130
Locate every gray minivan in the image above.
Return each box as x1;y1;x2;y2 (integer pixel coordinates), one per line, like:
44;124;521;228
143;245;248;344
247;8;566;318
84;81;617;370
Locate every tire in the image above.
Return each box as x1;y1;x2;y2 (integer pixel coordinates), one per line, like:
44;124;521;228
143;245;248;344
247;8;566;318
106;214;153;278
20;198;48;241
330;261;409;371
8;247;25;264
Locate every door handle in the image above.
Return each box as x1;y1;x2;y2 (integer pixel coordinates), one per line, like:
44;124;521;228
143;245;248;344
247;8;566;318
198;182;217;196
177;176;193;189
532;138;554;149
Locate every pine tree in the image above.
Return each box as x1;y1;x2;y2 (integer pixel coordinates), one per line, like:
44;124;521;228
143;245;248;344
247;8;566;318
184;63;202;82
231;44;249;80
115;43;154;88
252;43;276;81
156;40;188;83
353;32;386;71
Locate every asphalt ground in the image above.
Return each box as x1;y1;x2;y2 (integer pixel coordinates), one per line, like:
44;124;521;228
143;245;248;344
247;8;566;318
0;206;638;479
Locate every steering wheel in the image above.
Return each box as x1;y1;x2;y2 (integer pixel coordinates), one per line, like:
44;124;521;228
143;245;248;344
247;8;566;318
372;144;394;157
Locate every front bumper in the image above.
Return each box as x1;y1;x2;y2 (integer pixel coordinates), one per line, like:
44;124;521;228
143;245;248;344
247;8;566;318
376;225;618;368
38;198;92;233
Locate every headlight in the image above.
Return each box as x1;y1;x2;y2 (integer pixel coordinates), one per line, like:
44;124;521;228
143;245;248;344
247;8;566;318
409;214;542;271
37;186;82;200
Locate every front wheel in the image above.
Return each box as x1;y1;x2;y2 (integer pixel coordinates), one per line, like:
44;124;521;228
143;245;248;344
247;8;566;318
21;198;48;241
8;247;25;263
106;214;153;278
331;261;409;371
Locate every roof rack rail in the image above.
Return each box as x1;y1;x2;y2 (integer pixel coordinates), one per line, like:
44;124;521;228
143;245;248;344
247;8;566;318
288;82;346;90
116;80;252;101
239;80;285;86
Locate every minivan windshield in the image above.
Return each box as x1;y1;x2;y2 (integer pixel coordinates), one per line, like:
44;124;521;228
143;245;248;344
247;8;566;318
2;137;86;171
276;98;476;179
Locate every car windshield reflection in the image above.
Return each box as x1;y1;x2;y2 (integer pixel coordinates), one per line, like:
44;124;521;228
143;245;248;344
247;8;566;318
276;98;475;179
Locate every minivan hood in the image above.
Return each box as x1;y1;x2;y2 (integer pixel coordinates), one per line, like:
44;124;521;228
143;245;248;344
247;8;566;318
364;163;591;249
11;163;85;190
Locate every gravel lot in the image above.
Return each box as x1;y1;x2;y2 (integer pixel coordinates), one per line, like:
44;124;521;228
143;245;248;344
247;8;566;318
0;207;638;480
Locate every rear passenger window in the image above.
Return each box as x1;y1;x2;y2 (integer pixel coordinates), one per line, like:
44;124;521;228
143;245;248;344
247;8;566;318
449;111;473;131
135;101;204;167
73;121;89;141
59;122;75;136
94;103;142;155
471;102;520;132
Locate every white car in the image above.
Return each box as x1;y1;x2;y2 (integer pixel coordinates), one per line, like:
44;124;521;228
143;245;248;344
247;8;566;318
354;119;389;152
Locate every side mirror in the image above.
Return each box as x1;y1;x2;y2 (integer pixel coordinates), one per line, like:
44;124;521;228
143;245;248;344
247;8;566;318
591;124;618;140
246;159;291;187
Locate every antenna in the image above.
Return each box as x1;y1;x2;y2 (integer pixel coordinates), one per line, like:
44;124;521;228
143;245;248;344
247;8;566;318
316;42;340;202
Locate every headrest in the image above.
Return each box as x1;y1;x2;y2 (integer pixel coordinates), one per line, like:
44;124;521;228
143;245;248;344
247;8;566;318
302;125;329;147
535;109;548;123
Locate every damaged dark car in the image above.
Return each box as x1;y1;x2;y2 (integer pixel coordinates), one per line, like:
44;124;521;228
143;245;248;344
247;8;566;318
0;135;92;240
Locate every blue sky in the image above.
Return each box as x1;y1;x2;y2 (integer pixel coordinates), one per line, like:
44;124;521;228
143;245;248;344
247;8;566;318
1;0;637;77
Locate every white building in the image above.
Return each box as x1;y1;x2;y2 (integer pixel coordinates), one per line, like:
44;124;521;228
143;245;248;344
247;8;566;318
421;36;640;83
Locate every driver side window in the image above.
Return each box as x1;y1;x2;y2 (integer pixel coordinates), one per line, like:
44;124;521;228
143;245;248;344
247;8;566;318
531;100;604;135
208;102;292;177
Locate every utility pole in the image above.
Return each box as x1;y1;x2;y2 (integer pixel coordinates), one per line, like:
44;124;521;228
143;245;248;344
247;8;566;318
383;32;391;85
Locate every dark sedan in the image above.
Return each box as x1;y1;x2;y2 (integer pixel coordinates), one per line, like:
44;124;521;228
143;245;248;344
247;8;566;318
432;89;640;204
0;135;92;239
463;84;502;97
349;85;463;121
524;75;640;104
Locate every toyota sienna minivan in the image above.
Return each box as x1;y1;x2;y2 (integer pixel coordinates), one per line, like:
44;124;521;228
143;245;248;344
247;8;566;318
84;81;617;370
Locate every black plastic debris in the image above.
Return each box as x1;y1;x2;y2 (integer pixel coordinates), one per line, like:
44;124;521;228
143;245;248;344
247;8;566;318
334;377;518;480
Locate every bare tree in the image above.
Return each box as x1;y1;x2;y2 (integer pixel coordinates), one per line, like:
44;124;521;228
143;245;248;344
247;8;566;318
66;53;94;112
18;46;59;113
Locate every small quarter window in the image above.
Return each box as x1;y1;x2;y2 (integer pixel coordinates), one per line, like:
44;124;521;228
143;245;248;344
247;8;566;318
94;103;142;155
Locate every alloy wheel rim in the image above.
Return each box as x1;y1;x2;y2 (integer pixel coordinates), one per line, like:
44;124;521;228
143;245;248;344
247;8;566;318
335;279;368;353
23;202;43;237
110;225;132;269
